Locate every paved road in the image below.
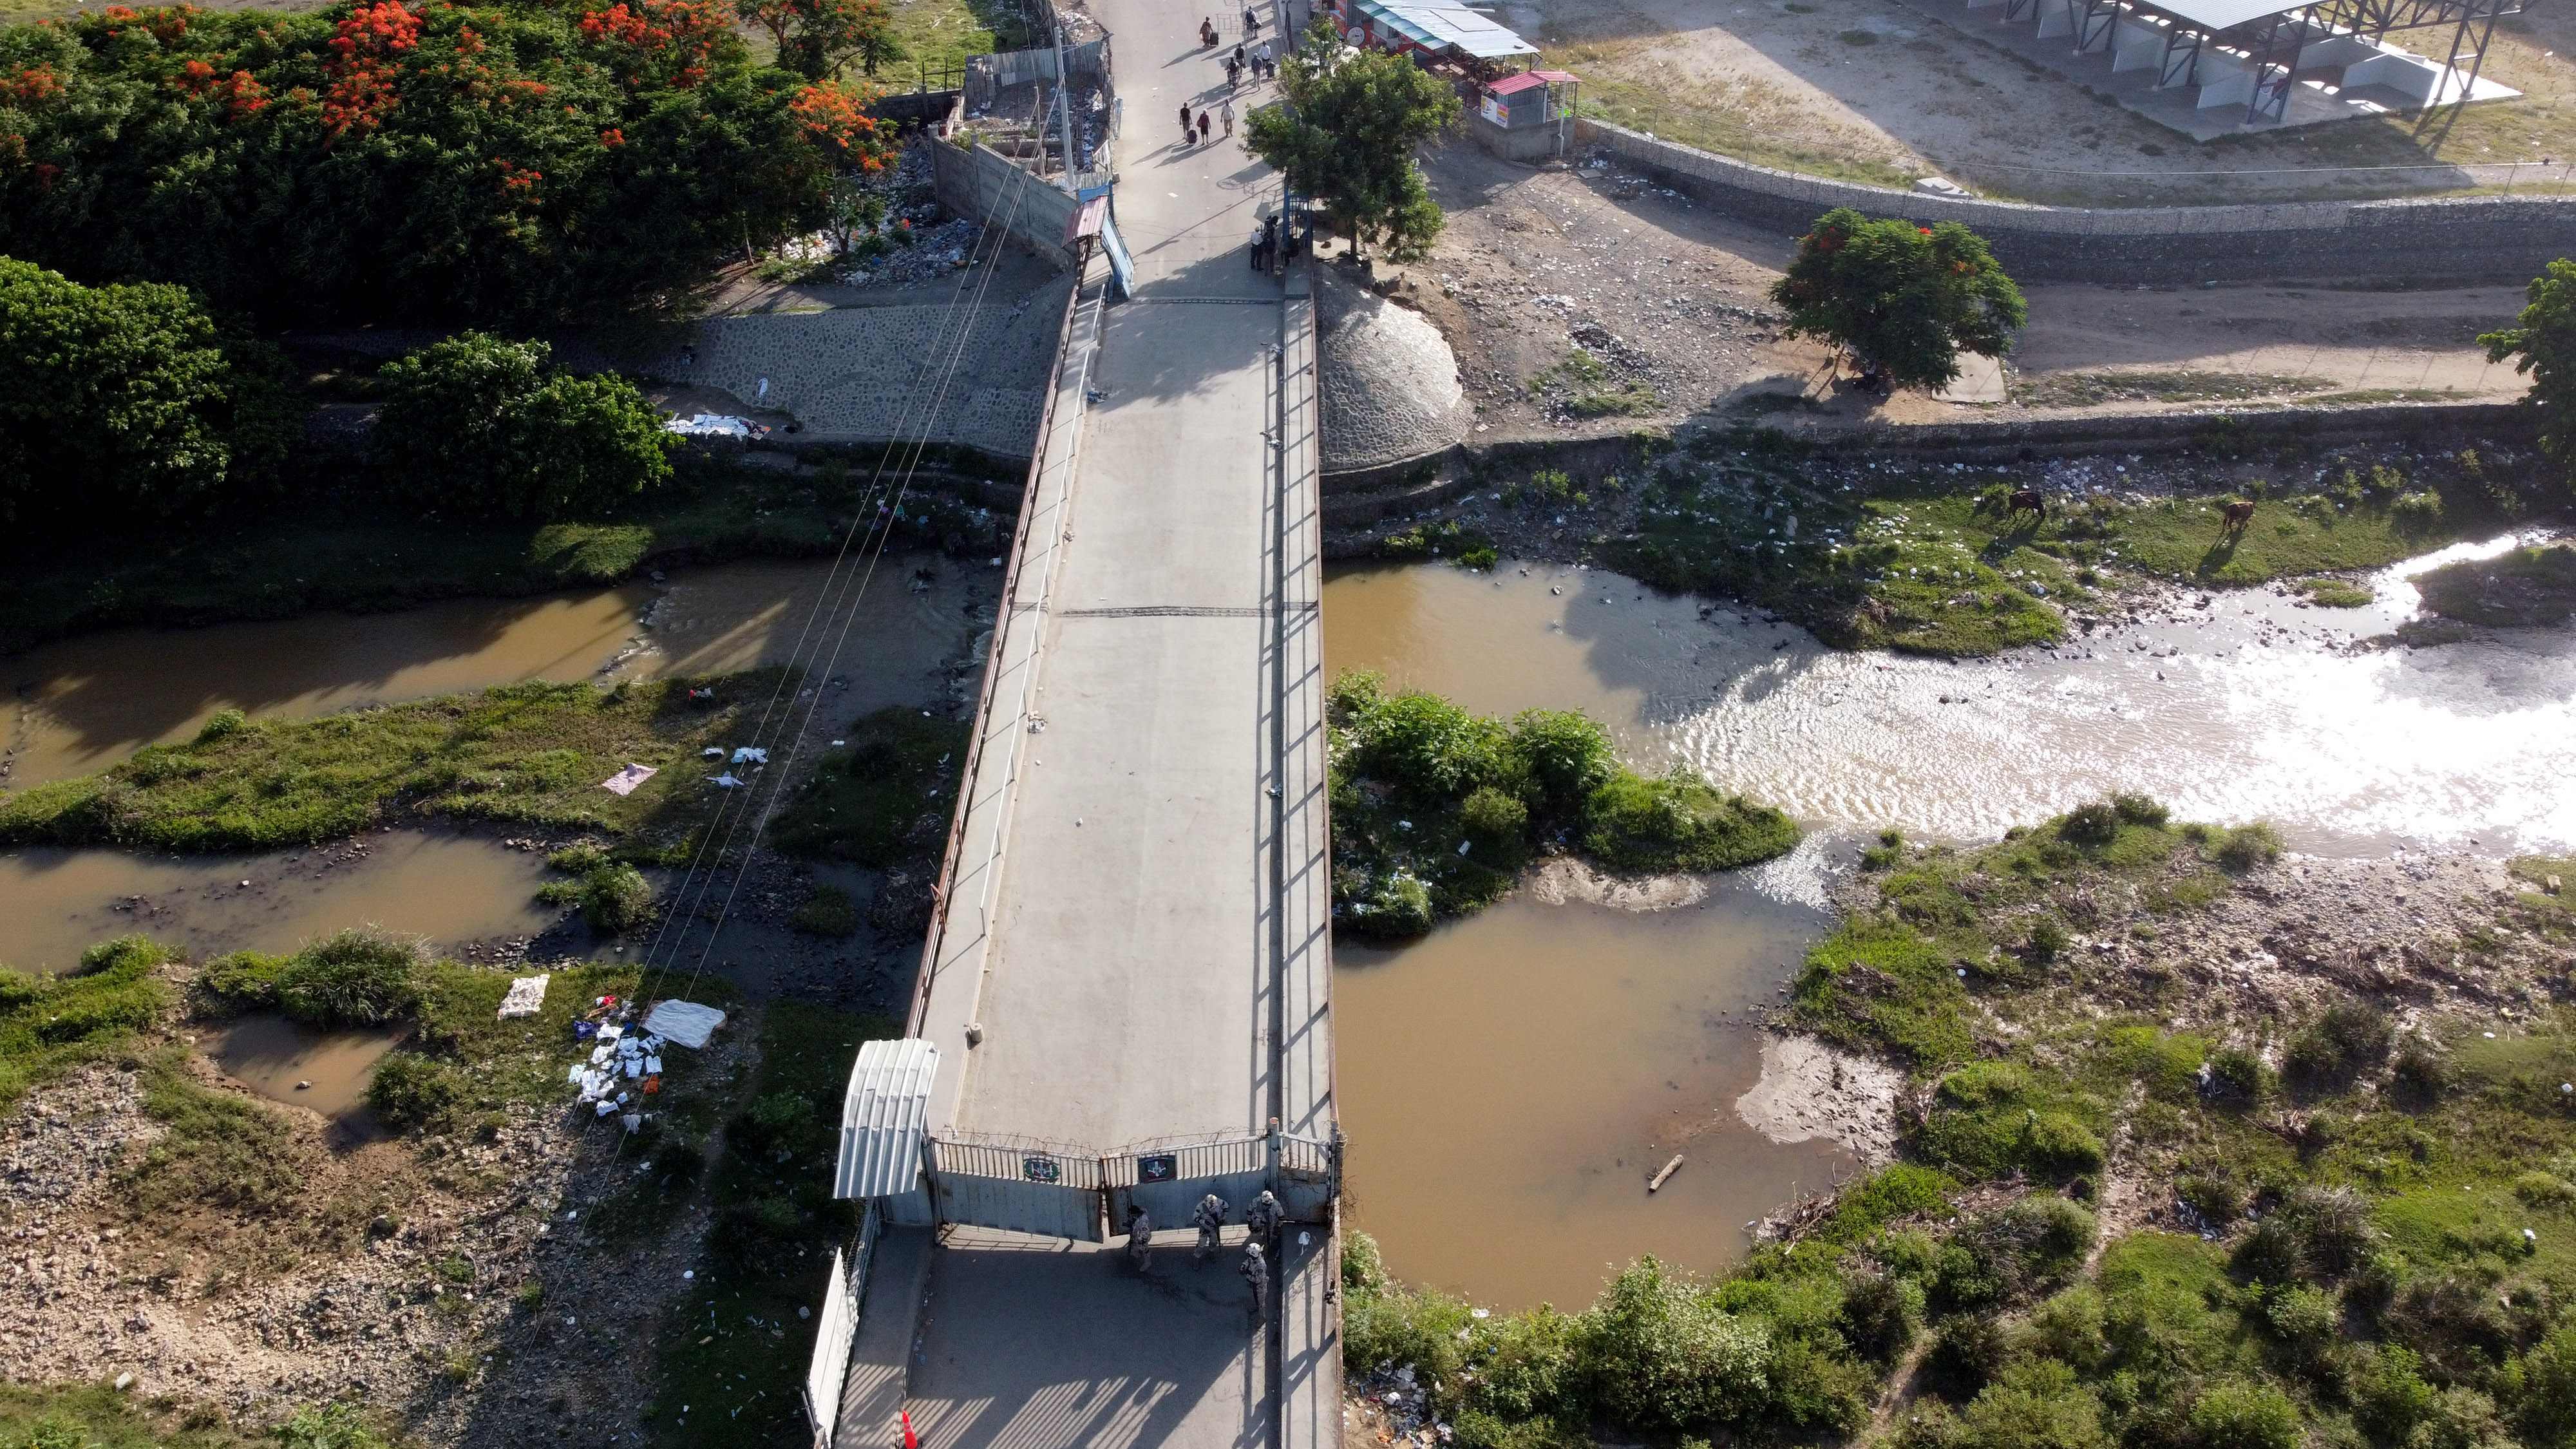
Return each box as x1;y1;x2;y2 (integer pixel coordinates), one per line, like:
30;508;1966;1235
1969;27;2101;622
848;0;1340;1444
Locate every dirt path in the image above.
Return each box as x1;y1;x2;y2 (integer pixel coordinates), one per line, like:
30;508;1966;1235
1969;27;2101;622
1394;140;2523;444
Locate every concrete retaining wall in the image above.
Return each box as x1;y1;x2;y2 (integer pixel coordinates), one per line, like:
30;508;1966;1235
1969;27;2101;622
932;137;1085;270
1572;117;2576;284
1320;401;2541;508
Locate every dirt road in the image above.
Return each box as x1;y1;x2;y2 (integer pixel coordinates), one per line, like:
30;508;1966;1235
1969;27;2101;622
1388;140;2524;444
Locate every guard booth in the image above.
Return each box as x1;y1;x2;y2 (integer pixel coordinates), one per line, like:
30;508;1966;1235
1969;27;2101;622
1470;68;1577;160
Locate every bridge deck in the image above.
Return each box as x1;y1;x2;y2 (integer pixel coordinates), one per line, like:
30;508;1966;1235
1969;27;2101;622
844;0;1338;1439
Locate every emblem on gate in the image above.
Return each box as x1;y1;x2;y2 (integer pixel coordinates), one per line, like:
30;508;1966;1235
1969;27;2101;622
1136;1153;1177;1184
1022;1155;1061;1183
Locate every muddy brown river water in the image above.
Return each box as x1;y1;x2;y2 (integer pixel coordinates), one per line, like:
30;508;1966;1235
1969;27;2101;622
1321;539;2576;1307
1;558;978;976
5;540;2567;1312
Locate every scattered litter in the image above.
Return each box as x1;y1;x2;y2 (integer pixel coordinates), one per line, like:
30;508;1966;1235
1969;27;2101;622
498;974;550;1019
731;746;770;764
665;413;761;438
643;1000;728;1048
599;764;658;796
708;773;746;788
702;747;725;758
1647;1153;1685;1192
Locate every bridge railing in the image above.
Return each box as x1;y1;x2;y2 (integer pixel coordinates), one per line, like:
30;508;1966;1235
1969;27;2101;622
919;1126;1342;1240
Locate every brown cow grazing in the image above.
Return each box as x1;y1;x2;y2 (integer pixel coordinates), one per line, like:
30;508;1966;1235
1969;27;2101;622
2221;500;2257;531
2006;488;2046;522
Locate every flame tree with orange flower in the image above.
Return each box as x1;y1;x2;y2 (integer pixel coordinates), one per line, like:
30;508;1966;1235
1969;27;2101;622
0;1;896;325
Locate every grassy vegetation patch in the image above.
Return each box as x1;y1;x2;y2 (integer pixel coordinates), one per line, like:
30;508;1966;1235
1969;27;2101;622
0;935;177;1115
0;456;1014;656
0;672;779;853
1600;445;2550;658
639;1003;894;1447
2414;543;2576;627
768;706;967;866
1528;348;1661;418
1556;39;1920;191
1327;673;1796;938
2297;576;2377;607
0;1381;317;1449
200;929;424;1028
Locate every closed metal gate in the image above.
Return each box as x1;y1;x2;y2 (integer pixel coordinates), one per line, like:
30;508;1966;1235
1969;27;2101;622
1106;1135;1271;1231
926;1139;1106;1242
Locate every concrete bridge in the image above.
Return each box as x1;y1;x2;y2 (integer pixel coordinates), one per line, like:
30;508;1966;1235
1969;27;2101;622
806;0;1340;1443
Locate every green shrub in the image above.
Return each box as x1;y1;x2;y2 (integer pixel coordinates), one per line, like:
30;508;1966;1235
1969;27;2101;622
0;259;294;533
1948;1359;2111;1449
2024;916;2069;964
2391;490;2446;533
1468;1305;1584;1423
2504;1325;2576;1448
1460;787;1530;848
2022;1113;2107;1180
2179;1176;2246;1226
790;885;860;938
1837;1265;1922;1361
1577;1258;1772;1432
273;930;422;1028
1342;1230;1392;1297
194;709;249;745
2110;792;2170;828
1580;770;1799;875
374;334;673;522
2188;1380;2300;1449
1925;1313;2011;1400
547;841;613;875
2286;1004;2394;1089
2206;1047;2268;1104
2022;1285;2110;1372
1350;873;1435;938
366;1054;465;1130
1333;675;1510;801
2264;1283;2340;1353
2060;801;2121;846
275;1403;396;1449
2390;1040;2451;1106
2211;823;2283;873
1506;709;1615;816
580;864;654;934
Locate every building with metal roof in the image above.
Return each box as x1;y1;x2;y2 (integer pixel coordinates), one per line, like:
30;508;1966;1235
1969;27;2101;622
832;1037;938;1200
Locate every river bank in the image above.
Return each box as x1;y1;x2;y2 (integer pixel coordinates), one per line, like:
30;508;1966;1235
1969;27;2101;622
1341;798;2576;1448
0;451;1014;659
1329;431;2566;658
0;931;883;1449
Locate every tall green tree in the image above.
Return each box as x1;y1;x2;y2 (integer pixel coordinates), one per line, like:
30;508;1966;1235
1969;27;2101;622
371;332;672;521
1768;208;2027;392
2481;258;2576;471
0;256;294;529
1244;20;1461;263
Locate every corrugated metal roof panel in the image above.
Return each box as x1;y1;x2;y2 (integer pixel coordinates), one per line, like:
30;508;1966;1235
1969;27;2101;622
1487;71;1547;95
1383;0;1539;58
833;1038;938;1199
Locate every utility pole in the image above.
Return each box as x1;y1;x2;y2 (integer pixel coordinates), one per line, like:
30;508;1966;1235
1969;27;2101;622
1054;28;1079;192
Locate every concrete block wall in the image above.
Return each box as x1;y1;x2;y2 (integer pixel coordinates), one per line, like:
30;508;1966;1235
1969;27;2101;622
1569;117;2576;284
931;137;1084;270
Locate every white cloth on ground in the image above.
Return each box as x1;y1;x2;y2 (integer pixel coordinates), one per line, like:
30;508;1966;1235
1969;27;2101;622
641;1000;726;1048
498;974;549;1018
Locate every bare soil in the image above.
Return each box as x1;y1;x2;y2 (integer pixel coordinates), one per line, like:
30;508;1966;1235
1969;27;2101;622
1;1027;752;1448
1387;138;2524;446
1509;0;2576;205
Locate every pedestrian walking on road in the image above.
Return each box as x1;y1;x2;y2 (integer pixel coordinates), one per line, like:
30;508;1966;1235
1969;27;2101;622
1241;1241;1271;1317
1245;5;1260;34
1233;41;1246;71
1178;100;1193;144
1226;55;1240;87
1220;99;1235;137
1249;224;1265;272
1191;1193;1228;1262
1200;15;1218;46
1197;111;1211;144
1260;213;1280;274
1246;1188;1282;1241
1125;1208;1153;1271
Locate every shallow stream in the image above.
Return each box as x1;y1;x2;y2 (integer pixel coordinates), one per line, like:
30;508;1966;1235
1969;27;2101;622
1321;538;2576;1307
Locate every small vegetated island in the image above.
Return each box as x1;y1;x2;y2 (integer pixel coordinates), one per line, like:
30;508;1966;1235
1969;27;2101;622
1327;671;1797;937
1343;793;2576;1449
